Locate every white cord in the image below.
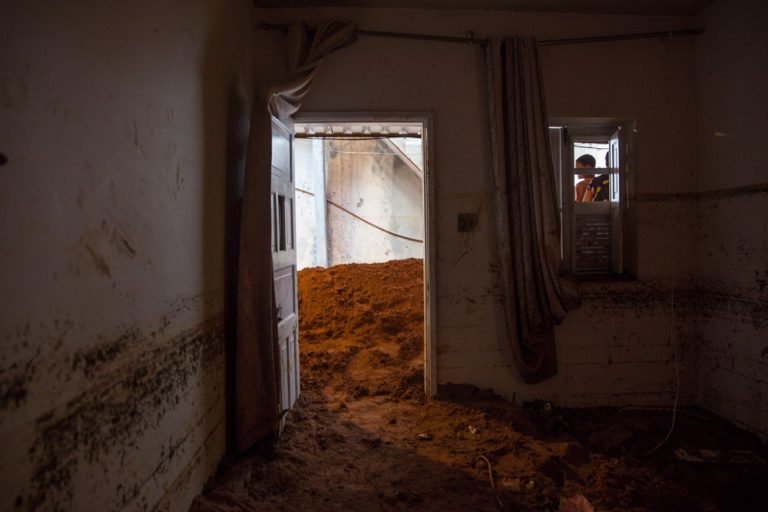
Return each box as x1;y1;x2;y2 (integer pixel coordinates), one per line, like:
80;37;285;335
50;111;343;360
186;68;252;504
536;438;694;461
646;285;680;456
476;455;505;509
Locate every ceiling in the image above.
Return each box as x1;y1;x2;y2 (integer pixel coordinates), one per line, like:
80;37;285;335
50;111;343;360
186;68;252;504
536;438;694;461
251;0;714;16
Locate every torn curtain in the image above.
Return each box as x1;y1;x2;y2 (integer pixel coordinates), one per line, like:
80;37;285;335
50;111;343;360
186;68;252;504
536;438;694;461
485;37;571;384
235;20;356;453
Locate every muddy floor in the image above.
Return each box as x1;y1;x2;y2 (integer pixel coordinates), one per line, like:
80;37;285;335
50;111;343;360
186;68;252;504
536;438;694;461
191;259;767;512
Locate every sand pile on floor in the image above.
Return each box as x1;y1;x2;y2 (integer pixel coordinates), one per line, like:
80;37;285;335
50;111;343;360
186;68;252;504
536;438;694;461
298;258;424;401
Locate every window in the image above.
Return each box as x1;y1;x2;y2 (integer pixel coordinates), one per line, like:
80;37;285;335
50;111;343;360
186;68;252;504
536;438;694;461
549;121;634;277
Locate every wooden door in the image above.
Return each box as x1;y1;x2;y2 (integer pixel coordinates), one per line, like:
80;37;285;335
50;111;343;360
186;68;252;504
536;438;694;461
270;117;300;422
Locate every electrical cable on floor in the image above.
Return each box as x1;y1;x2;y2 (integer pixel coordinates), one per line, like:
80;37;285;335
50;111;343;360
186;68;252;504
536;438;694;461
476;455;505;509
646;285;681;456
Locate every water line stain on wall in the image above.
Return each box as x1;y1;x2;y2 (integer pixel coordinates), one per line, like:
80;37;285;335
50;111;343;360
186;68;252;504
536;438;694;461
21;317;225;512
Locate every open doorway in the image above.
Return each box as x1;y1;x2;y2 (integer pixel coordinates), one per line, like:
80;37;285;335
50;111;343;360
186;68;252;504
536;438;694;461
291;114;436;404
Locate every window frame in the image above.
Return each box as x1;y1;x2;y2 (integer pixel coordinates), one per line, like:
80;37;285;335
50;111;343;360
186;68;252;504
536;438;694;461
550;120;635;279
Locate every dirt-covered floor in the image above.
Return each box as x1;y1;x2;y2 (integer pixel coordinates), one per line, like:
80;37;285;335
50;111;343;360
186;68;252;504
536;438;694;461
191;259;767;512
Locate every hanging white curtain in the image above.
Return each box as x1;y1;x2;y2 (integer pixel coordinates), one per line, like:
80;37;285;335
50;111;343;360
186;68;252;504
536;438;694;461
235;20;356;453
486;37;575;384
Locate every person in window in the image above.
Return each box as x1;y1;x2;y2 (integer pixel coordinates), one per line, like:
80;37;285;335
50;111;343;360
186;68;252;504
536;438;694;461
574;154;595;202
583;154;609;202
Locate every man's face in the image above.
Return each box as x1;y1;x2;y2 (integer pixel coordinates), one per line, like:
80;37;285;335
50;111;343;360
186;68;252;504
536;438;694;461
576;160;593;181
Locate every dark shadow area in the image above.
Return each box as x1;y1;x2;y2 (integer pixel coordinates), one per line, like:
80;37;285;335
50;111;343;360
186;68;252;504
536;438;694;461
553;406;768;512
223;84;249;456
437;383;768;512
199;1;253;473
190;392;520;512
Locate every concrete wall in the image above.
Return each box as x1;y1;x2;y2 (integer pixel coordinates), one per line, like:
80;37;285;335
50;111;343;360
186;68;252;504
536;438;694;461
295;138;324;268
325;139;424;265
693;0;768;440
253;8;701;407
0;0;254;510
295;138;424;268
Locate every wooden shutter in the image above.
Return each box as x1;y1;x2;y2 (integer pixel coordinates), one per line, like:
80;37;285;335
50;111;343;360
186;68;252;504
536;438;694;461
573;202;612;274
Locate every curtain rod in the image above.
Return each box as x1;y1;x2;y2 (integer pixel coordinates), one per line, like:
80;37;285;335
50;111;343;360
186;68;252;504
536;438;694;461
539;29;702;46
257;23;701;47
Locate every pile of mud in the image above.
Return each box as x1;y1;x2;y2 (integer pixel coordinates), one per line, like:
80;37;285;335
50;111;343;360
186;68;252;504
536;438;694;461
191;260;768;512
297;258;424;401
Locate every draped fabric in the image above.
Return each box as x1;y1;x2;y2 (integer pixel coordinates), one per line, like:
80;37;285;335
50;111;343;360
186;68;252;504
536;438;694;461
485;37;573;384
235;21;356;454
268;21;357;118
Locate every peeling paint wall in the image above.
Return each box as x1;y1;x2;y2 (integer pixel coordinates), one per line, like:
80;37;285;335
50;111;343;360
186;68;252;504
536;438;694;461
694;0;768;440
0;0;253;510
253;8;701;407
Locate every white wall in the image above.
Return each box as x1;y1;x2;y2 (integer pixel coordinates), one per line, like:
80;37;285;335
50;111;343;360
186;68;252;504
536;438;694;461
294;138;324;268
325;139;424;265
253;7;701;407
295;138;424;268
694;0;768;440
0;0;254;510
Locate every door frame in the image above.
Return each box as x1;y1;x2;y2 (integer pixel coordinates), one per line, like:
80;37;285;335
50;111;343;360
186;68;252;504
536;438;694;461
292;111;438;397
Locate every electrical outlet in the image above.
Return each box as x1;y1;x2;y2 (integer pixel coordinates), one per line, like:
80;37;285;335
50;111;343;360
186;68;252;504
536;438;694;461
457;213;478;232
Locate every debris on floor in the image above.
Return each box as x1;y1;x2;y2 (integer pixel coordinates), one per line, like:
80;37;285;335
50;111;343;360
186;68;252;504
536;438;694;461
559;493;594;512
190;259;768;512
674;448;766;465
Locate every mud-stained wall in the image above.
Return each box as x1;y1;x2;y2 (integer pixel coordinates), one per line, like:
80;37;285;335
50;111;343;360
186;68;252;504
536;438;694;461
444;278;700;408
0;0;253;510
694;0;768;441
252;7;701;407
695;187;768;441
